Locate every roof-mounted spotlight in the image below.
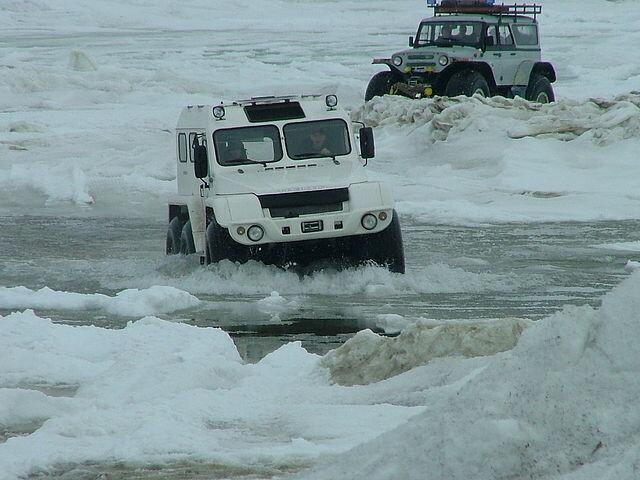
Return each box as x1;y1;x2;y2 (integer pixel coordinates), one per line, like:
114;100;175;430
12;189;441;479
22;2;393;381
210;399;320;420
212;105;226;120
325;94;338;109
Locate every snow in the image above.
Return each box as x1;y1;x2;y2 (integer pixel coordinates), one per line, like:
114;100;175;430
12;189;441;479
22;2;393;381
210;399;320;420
294;272;640;480
1;0;640;479
0;285;200;317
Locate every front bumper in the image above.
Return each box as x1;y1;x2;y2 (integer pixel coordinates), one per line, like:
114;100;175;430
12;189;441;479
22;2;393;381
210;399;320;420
210;183;395;246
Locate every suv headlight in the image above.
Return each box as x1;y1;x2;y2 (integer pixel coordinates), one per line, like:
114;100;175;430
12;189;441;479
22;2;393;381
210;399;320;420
392;55;403;67
438;55;449;66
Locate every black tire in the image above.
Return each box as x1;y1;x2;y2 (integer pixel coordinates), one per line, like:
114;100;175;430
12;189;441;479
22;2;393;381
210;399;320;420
166;216;183;255
365;71;401;101
445;70;490;97
525;74;555;103
360;210;405;274
180;220;196;255
205;220;247;264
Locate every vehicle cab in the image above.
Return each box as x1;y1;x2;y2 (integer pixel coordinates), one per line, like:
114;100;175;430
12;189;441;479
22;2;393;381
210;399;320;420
167;94;405;273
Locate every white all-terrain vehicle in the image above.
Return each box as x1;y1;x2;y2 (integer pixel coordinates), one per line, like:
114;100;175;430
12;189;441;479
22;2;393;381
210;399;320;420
365;0;556;103
166;94;405;273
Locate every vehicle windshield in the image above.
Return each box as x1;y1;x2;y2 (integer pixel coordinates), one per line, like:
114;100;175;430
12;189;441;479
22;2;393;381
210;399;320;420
415;21;483;47
213;125;283;166
283;119;351;160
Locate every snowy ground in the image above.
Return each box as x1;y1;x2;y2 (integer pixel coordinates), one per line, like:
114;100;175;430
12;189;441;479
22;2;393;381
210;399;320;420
1;0;640;479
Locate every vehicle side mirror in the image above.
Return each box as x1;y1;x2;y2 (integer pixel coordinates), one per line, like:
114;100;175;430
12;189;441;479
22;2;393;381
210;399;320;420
409;36;414;47
359;126;375;159
485;36;495;47
193;143;209;179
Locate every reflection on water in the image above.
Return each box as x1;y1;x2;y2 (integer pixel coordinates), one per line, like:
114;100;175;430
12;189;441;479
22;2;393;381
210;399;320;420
27;461;305;480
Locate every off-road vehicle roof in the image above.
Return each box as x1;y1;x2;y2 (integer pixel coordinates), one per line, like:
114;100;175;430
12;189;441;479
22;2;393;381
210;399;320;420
420;13;538;24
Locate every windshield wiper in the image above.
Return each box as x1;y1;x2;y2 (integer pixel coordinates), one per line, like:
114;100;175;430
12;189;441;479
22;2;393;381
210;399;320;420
226;157;268;167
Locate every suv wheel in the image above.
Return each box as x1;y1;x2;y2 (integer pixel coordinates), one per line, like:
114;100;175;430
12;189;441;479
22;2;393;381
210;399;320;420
445;70;490;97
525;74;555;103
365;71;401;101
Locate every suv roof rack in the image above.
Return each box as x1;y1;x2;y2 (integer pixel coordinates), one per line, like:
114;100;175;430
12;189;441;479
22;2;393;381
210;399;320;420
432;1;542;19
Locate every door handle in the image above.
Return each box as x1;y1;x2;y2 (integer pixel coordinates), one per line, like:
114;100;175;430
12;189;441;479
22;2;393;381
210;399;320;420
493;53;502;57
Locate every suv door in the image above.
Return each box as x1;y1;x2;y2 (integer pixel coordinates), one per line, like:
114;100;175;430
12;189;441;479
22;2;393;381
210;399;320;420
497;24;520;85
510;23;543;86
484;24;505;85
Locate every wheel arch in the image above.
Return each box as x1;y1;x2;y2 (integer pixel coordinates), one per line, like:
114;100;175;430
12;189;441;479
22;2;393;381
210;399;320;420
438;62;497;94
531;62;556;83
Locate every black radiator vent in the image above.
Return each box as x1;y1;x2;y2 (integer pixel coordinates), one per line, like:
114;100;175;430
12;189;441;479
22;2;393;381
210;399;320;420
259;188;349;218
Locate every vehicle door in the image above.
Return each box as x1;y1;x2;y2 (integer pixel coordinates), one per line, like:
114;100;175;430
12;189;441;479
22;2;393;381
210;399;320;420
483;24;505;85
496;23;520;85
176;130;206;196
510;23;542;86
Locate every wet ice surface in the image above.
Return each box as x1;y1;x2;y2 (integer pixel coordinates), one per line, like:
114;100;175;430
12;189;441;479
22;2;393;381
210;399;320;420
2;0;640;479
1;215;637;360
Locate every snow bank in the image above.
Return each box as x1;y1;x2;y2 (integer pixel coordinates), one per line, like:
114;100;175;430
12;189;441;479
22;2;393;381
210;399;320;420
297;271;640;480
0;311;420;480
321;317;532;386
0;285;200;316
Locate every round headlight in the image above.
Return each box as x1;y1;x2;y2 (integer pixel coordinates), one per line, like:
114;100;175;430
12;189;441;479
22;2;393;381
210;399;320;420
212;105;225;119
325;94;338;108
361;214;378;230
438;55;449;66
247;225;264;242
392;55;403;67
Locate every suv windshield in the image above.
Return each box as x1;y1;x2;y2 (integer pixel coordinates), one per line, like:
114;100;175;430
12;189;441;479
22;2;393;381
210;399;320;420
283;119;351;160
214;125;283;166
415;21;483;47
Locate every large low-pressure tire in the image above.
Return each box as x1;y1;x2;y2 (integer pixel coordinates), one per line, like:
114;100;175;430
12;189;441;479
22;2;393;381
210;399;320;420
445;70;490;97
180;220;196;255
205;220;247;265
166;216;183;255
525;74;555;103
365;71;402;101
360;210;406;273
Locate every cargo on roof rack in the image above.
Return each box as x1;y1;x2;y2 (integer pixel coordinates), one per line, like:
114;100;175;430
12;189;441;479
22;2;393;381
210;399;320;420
431;1;542;19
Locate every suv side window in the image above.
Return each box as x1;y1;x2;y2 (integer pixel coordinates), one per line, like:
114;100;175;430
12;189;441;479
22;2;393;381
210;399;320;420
511;24;539;46
498;25;514;48
485;25;499;49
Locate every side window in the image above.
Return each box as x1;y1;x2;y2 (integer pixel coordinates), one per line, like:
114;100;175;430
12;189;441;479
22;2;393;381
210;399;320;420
511;24;539;46
498;25;514;47
177;133;187;163
485;25;498;49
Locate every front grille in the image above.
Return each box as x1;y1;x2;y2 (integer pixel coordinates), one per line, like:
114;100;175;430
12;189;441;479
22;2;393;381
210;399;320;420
259;188;349;219
269;202;343;219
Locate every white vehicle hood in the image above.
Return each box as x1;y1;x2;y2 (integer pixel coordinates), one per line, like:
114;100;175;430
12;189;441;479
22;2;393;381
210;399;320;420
211;160;368;196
